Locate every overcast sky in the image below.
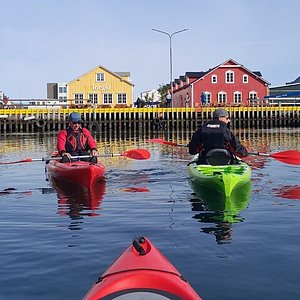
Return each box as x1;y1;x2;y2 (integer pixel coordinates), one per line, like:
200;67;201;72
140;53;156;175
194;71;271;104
1;0;299;100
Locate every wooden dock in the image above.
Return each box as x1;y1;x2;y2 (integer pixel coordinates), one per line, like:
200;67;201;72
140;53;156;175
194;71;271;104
0;106;299;134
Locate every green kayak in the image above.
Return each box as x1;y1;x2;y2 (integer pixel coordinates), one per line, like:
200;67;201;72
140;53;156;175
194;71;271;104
191;180;251;223
188;155;251;197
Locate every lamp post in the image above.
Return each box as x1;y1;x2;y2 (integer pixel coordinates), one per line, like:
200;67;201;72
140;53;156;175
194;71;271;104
152;28;188;108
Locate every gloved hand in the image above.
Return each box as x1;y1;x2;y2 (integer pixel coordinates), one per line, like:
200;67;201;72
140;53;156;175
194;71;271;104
62;152;72;161
91;149;98;157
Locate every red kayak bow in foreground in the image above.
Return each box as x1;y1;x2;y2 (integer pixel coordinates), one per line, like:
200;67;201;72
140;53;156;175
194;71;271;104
83;236;201;300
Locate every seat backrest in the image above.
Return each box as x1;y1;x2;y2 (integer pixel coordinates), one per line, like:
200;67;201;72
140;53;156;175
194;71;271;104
205;149;232;165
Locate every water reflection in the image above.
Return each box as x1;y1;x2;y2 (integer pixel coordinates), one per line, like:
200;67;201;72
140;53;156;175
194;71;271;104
51;178;106;229
190;181;251;244
0;187;32;196
273;185;300;200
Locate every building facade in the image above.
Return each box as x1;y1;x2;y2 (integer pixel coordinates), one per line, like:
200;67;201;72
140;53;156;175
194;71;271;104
267;76;300;105
172;59;270;107
67;65;134;108
47;82;68;107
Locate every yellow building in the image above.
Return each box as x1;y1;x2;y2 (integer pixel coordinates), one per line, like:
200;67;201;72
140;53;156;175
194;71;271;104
67;65;134;108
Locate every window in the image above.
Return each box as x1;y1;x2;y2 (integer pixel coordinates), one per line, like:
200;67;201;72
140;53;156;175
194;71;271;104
74;93;83;100
74;93;84;104
59;86;67;93
96;73;105;82
218;92;226;103
243;75;248;83
117;93;127;104
89;94;98;104
249;91;257;99
103;93;113;104
234;92;242;104
211;75;217;84
226;71;234;83
204;91;211;103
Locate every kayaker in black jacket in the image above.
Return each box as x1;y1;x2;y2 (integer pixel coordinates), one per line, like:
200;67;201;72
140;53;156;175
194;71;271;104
188;108;248;165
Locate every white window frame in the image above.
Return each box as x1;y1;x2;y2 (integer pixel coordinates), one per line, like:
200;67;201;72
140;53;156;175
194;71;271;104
103;93;113;104
89;93;98;104
117;93;127;104
75;99;84;104
96;73;105;82
74;93;84;104
225;70;234;83
234;91;242;104
249;91;257;99
74;93;84;100
243;74;248;83
211;75;217;84
204;91;211;104
218;92;226;103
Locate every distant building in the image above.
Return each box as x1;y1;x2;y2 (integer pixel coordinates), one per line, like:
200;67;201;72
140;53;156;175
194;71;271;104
47;82;68;107
172;58;270;107
266;76;300;105
140;89;161;106
28;99;67;109
67;65;134;108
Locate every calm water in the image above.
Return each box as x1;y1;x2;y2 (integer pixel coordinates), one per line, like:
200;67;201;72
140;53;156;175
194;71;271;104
0;128;300;300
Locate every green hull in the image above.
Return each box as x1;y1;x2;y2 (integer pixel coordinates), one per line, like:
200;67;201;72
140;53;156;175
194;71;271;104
188;156;251;197
190;180;251;223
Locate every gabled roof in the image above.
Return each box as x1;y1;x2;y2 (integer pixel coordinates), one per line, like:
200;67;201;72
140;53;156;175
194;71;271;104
68;65;134;86
190;58;270;86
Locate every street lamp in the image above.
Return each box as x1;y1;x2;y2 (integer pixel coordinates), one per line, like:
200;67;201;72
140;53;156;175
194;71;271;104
152;28;188;108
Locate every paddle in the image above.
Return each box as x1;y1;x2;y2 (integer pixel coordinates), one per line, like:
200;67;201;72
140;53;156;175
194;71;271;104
148;138;187;147
248;150;300;165
0;148;151;164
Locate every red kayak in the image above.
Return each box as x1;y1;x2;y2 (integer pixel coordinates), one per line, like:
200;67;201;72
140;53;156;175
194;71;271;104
47;160;105;188
83;237;201;300
51;177;106;211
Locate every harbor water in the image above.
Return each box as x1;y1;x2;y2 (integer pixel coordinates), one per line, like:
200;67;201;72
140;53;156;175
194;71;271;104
0;128;300;300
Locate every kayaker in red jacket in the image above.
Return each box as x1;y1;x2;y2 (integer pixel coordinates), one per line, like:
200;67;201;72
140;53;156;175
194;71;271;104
57;112;98;163
188;108;248;165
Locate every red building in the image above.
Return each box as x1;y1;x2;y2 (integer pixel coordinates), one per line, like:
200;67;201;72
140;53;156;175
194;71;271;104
172;58;270;107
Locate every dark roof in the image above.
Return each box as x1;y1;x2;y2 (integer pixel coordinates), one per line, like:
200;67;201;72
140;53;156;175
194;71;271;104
115;72;130;77
286;76;300;85
252;71;262;77
185;71;208;78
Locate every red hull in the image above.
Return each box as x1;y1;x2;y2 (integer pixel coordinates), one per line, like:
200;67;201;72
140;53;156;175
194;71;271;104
51;178;106;211
83;237;201;300
47;160;105;188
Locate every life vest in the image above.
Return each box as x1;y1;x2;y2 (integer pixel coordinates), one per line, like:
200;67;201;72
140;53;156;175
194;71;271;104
65;128;89;153
201;120;226;152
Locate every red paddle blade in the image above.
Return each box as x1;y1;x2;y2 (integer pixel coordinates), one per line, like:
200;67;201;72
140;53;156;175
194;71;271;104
270;150;300;165
0;158;33;164
121;149;151;160
148;139;180;146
